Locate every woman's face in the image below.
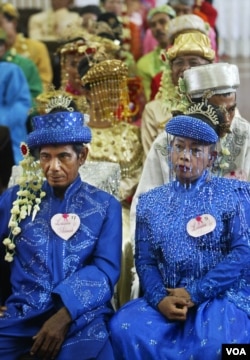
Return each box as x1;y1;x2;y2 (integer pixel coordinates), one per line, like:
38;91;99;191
64;53;85;94
171;137;214;184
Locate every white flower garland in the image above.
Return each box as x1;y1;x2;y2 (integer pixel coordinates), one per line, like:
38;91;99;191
3;142;46;262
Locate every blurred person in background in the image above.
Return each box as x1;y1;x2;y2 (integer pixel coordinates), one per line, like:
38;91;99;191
0;3;53;90
28;0;81;41
136;4;176;101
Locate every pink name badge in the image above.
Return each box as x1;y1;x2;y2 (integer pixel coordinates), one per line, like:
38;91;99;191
51;213;80;240
186;214;216;238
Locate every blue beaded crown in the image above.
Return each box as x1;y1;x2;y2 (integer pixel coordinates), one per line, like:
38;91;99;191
27;112;92;149
166;115;218;144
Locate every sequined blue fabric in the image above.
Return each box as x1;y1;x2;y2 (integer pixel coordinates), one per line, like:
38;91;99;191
27;111;92;148
110;172;250;359
0;176;122;359
166;115;218;143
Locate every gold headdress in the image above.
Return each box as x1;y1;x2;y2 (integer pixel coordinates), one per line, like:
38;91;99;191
36;86;89;115
184;102;230;138
166;32;215;62
185;102;219;126
59;33;119;89
81;59;131;124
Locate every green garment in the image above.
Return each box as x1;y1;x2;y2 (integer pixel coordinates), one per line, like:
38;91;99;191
2;49;43;111
137;47;165;101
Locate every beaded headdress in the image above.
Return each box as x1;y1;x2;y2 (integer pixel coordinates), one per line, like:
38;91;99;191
59;33;120;89
166;107;219;144
27;111;91;149
182;63;240;99
81;59;131;124
28;93;92;149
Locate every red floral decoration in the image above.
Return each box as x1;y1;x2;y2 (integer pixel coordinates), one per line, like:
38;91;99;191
20;142;30;158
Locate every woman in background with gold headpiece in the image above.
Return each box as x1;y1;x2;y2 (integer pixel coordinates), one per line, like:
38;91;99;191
79;54;143;308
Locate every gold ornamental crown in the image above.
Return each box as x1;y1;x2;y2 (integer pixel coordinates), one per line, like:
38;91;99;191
36;87;89;115
185;103;219;126
45;94;74;113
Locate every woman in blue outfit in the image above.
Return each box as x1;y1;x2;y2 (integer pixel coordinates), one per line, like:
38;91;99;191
110;103;250;359
0;97;122;359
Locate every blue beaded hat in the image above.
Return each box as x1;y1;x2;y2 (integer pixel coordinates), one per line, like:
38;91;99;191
27;111;92;149
166;115;218;144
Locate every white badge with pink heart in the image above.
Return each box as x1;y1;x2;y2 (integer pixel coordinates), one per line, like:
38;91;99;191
187;214;216;238
51;213;80;240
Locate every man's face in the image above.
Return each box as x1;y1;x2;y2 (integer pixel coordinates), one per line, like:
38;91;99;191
171;137;213;184
149;13;171;47
39;145;88;193
171;4;193;16
102;0;124;16
209;93;237;129
171;55;210;85
0;15;16;46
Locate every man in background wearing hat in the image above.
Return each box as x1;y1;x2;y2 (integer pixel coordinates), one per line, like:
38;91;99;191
136;4;176;100
185;63;250;180
0;3;53;91
130;61;250;298
0;99;122;359
141;27;215;155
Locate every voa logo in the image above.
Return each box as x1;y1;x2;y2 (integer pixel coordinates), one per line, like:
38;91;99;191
226;348;247;356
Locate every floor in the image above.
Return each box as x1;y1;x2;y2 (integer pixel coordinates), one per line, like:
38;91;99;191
226;57;250;121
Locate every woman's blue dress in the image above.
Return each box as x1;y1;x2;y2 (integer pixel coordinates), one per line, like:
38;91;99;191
110;172;250;359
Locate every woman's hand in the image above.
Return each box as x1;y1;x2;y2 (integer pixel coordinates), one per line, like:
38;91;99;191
0;306;7;317
158;295;190;321
167;287;195;307
158;288;195;321
30;307;72;359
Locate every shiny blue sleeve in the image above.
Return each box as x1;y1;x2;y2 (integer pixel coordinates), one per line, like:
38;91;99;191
135;196;167;309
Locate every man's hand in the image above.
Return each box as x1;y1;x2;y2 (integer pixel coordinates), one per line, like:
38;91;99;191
30;307;72;359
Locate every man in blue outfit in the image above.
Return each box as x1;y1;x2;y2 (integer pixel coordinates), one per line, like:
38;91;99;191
0;96;122;359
